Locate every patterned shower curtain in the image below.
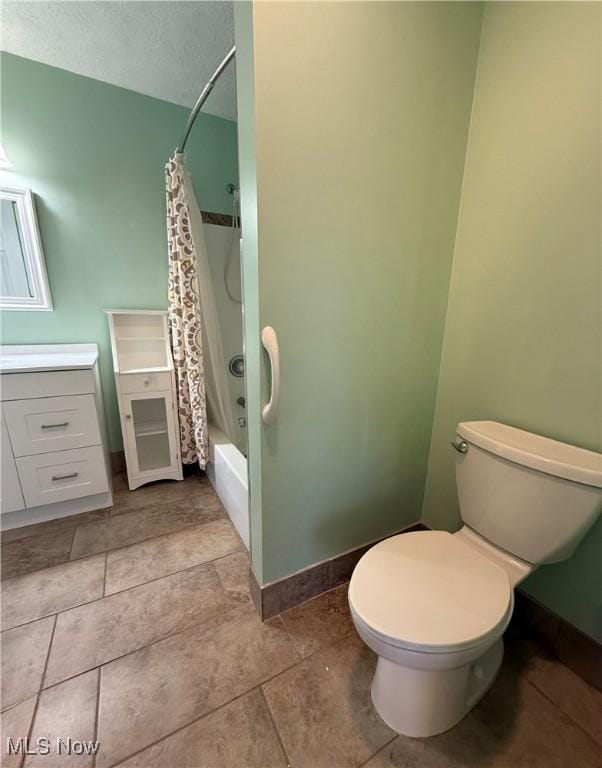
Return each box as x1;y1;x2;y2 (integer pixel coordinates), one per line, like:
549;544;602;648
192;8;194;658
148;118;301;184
165;153;208;467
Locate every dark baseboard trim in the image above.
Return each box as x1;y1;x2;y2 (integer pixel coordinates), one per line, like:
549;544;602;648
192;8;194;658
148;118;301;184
248;522;427;620
511;589;601;691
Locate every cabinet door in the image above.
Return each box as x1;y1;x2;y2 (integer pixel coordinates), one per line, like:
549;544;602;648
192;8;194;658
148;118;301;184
121;390;180;480
1;419;25;514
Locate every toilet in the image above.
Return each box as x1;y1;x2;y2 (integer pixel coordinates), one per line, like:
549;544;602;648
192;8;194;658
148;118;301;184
349;421;601;738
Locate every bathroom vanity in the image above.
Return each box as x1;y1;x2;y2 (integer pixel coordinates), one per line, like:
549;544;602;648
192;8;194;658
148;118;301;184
0;344;113;529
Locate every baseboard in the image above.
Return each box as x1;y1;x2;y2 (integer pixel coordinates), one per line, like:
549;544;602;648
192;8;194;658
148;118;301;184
248;522;427;620
511;589;601;691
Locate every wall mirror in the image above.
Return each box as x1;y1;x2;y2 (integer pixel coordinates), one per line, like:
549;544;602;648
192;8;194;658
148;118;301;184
0;186;52;310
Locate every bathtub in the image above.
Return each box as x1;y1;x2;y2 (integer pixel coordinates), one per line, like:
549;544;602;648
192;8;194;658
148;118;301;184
206;425;249;549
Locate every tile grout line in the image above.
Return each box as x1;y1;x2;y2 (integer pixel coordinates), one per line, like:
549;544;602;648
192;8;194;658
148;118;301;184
259;685;294;768
20;612;59;759
36;600;254;697
102;552;108;598
1;486;223;576
38;613;59;692
522;674;602;747
504;644;602;747
106;685;273;768
67;524;78;560
92;667;101;768
279;580;349;620
0;508;111;548
2;542;245;634
67;511;233;567
356;735;398;768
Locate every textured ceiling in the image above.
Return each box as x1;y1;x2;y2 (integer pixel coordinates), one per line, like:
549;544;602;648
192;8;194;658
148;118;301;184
0;1;237;120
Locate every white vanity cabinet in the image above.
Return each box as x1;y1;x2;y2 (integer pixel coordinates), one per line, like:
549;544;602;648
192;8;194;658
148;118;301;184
0;344;113;529
1;418;25;513
106;310;182;490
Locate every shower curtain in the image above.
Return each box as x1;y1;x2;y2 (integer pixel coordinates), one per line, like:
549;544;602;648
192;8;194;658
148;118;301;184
165;153;237;467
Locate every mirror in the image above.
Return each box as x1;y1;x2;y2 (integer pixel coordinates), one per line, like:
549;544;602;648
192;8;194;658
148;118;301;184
0;186;52;310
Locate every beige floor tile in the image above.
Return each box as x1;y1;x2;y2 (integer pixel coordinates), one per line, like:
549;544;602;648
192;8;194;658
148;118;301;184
1;529;75;580
364;718;491;768
280;584;354;657
1;555;106;631
1;617;55;710
262;633;394;768
71;498;224;560
118;688;287;768
104;518;243;594
510;638;602;745
25;669;99;768
469;658;601;768
1;696;38;768
110;476;202;515
45;564;226;687
96;602;298;768
214;551;252;605
1;509;110;545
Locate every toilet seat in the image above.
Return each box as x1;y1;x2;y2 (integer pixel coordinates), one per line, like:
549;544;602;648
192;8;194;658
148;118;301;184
348;531;513;654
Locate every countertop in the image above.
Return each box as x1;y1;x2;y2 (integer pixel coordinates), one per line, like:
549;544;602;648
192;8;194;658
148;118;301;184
0;344;99;373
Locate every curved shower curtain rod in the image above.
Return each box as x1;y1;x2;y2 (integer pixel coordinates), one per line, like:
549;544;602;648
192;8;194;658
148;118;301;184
177;45;236;153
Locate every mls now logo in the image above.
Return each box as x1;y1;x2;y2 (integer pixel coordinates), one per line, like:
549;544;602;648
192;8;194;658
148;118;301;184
7;737;100;757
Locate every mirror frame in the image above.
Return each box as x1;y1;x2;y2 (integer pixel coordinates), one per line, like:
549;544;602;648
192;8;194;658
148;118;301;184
0;186;53;311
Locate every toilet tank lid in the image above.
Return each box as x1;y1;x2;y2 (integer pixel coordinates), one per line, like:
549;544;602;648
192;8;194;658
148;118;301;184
457;421;602;488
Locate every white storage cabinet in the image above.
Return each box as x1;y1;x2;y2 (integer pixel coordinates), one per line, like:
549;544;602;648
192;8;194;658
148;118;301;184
106;310;182;490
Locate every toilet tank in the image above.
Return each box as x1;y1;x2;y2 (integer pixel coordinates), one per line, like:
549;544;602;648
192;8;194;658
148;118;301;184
454;421;602;565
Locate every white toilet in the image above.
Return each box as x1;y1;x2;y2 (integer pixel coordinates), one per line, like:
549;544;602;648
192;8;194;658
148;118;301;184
349;421;601;738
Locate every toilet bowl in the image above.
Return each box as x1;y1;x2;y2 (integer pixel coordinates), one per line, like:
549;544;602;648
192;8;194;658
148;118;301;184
349;421;602;738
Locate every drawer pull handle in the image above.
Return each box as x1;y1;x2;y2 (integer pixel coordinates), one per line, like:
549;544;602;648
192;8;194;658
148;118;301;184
51;472;78;482
41;422;69;430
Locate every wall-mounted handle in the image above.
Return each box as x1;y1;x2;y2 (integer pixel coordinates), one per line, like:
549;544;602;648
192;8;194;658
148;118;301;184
51;472;78;481
261;326;280;425
41;422;69;430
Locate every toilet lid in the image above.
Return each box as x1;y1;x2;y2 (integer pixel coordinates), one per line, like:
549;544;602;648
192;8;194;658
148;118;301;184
348;531;512;653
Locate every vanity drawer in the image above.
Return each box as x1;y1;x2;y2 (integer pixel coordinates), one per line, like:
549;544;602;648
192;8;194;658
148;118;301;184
16;446;108;508
3;395;101;457
1;370;95;401
119;371;171;394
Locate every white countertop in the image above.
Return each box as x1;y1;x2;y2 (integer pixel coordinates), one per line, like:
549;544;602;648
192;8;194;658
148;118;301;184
0;344;99;373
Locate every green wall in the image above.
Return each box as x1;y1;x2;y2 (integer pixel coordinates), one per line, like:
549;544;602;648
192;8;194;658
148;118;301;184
421;2;602;640
236;1;484;583
0;53;238;450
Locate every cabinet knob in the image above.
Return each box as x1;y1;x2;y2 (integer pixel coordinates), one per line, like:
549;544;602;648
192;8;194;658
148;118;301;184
143;377;151;386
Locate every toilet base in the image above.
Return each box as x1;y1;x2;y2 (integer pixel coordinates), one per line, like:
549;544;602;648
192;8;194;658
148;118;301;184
371;638;504;737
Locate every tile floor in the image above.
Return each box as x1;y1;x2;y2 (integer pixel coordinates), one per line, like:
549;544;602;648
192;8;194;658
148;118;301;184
1;472;600;768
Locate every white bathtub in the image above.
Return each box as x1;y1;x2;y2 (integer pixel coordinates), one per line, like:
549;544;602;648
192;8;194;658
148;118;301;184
206;425;249;549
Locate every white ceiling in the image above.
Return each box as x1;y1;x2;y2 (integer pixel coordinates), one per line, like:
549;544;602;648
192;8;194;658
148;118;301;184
0;1;237;121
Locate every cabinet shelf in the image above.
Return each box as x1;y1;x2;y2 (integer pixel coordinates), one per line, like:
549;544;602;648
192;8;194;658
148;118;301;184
121;366;172;374
134;420;168;437
117;336;165;342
